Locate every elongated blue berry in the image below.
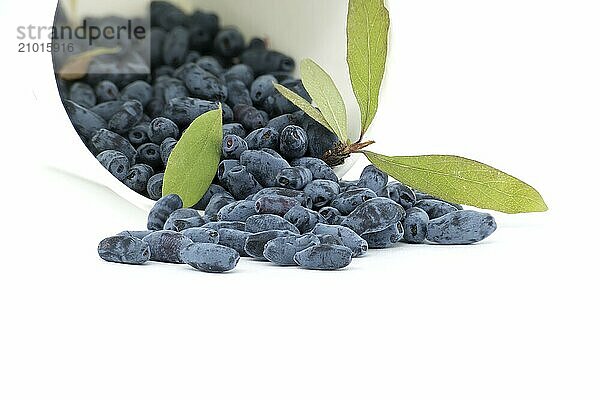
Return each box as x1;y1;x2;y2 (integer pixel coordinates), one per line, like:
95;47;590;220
98;236;151;265
294;245;353;271
180;243;240;273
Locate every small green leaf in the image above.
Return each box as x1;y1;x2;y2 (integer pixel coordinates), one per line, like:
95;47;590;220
58;47;121;81
274;84;335;134
364;152;548;214
300;59;349;142
163;107;223;207
347;0;390;134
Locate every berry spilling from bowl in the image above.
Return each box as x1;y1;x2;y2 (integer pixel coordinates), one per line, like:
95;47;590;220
52;2;501;271
55;1;340;200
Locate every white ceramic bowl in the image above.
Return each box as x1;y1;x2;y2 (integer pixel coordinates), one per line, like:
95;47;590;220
48;0;362;212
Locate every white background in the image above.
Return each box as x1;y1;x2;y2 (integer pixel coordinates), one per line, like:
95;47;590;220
1;1;599;399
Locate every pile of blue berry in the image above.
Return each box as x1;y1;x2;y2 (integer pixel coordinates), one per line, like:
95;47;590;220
51;2;498;270
56;1;339;199
98;163;498;272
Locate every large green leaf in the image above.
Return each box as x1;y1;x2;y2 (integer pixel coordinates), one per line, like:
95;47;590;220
347;0;390;134
300;59;349;142
274;84;335;134
365;152;548;214
163;107;223;207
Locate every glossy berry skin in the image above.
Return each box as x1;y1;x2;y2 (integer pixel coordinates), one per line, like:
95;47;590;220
120;80;153;107
414;199;459;219
240;150;291;188
64;100;107;141
163;26;190;67
276;167;313;190
222;135;249;159
91;129;137;163
255;195;301;216
226;80;253;107
362;223;404;249
378;182;417;210
96;150;130;181
222;166;263;200
108;100;144;135
218;228;252;257
303;180;341;209
318;207;344;226
128;124;150;147
214;28;245;58
358;165;389;193
217;200;257;222
245;127;280;150
290;157;338;182
342;198;406;236
294;244;353;271
149;117;180;144
182;64;228;101
224;64;255;87
164;208;202;231
148;194;183;231
98;236;151;265
264;234;321;266
427;211;497;245
279;125;308;159
244;230;298;260
136;143;163;169
223;123;247;139
284;206;325;234
245;214;300;234
250;74;277;104
402;208;429;244
233;104;269;131
142;231;194;264
147;173;164;201
124;164;154;193
251;188;312;209
160;137;178;166
95;80;120;102
311;224;368;258
331;188;378;215
69;82;97;108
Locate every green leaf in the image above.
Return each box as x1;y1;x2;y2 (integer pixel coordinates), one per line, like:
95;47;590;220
364;152;548;214
163;107;223;207
347;0;390;134
300;59;349;142
274;84;335;134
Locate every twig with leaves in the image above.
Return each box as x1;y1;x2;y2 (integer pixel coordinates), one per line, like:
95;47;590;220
275;0;547;214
